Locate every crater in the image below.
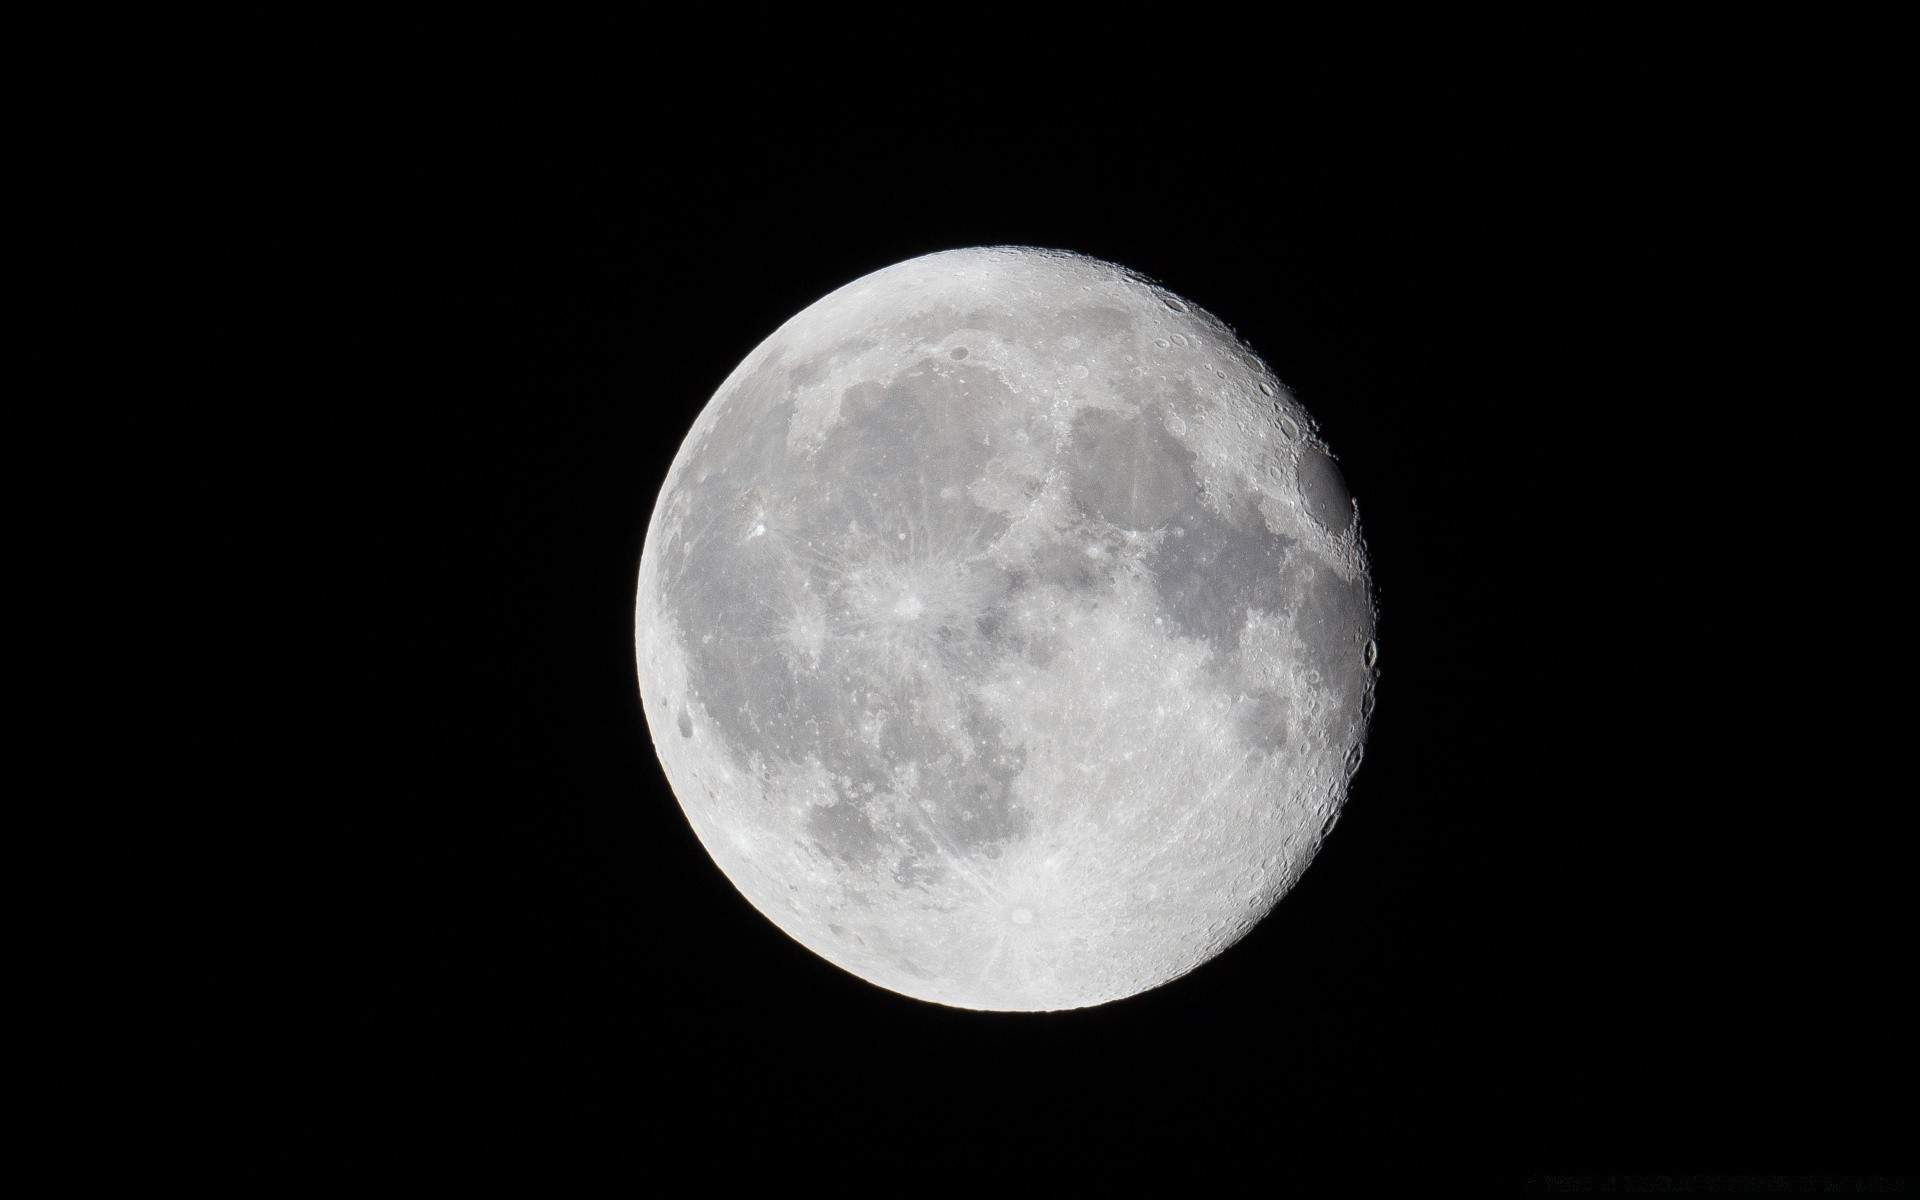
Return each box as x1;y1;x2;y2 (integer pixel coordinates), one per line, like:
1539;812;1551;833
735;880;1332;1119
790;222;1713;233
1297;449;1353;533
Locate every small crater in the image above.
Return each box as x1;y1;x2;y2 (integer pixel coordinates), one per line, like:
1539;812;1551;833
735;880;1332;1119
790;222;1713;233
676;710;693;738
1011;907;1034;925
950;347;969;359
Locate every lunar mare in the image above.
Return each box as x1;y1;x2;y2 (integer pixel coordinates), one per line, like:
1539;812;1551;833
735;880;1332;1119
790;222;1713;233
635;247;1375;1011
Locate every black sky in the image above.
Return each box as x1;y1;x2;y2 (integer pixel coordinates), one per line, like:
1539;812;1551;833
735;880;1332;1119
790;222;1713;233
243;30;1905;1188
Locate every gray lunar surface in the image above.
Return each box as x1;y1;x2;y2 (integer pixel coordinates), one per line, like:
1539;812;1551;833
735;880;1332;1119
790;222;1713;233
635;247;1376;1011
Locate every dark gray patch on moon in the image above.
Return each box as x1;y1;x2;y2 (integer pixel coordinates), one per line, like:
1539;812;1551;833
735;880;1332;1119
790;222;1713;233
815;362;1029;503
1232;690;1292;753
807;792;879;865
1296;448;1354;533
1071;408;1195;531
1151;502;1297;652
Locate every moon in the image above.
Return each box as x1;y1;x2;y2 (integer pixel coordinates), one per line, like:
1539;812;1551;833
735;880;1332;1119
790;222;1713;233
635;247;1376;1011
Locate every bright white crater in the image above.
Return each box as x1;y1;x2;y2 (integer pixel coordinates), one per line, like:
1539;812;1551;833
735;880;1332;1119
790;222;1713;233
636;247;1376;1011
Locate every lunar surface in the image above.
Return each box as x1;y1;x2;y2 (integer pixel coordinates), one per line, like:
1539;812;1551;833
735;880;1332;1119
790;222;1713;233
635;247;1376;1011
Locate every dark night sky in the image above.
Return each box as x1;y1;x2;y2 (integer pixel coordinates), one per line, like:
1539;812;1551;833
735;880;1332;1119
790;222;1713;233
242;29;1904;1187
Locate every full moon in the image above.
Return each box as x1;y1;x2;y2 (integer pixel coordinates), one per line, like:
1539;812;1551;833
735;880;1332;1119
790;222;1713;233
635;247;1376;1011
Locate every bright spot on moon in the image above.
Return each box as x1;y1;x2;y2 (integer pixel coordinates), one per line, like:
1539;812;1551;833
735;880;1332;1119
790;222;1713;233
635;247;1377;1012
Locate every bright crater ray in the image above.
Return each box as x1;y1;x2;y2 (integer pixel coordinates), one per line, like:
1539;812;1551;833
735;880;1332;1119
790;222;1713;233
635;247;1376;1011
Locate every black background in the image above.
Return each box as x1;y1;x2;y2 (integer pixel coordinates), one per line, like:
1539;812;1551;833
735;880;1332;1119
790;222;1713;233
245;26;1904;1188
